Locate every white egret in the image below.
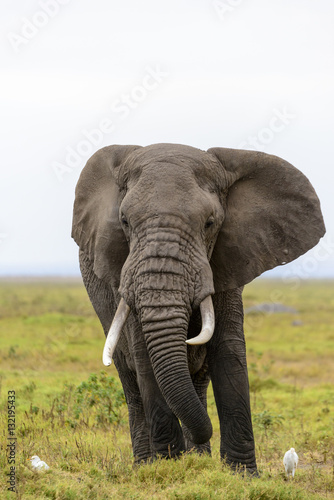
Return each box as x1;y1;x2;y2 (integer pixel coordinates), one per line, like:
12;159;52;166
27;455;50;471
283;448;298;478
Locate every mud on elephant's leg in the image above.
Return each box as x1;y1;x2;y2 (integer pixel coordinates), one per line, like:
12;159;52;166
209;290;257;473
182;372;211;455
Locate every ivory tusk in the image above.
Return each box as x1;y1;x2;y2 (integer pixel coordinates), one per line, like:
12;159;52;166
102;298;130;366
186;295;215;345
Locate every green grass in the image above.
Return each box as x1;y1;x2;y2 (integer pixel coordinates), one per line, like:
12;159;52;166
1;278;334;499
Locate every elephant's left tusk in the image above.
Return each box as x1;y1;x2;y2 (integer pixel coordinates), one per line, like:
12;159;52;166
186;295;215;345
103;298;130;366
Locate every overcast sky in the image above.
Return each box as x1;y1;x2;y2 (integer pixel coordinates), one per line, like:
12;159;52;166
1;0;334;279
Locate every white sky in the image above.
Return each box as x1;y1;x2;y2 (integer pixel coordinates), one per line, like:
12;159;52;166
1;0;334;278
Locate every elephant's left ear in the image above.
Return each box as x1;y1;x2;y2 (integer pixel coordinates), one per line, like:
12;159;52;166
207;147;326;291
72;145;142;286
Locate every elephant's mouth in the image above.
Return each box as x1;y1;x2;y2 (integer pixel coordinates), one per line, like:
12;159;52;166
102;295;215;366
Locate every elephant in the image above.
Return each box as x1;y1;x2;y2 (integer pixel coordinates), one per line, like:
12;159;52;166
72;143;325;473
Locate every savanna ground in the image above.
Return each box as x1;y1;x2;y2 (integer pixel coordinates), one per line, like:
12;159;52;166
0;278;333;499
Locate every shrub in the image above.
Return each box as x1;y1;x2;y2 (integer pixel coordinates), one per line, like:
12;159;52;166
73;371;125;426
53;371;126;428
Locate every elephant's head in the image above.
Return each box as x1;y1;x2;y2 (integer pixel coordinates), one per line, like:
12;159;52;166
72;143;325;444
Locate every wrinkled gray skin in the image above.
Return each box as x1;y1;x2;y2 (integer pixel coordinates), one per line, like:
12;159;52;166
72;144;325;473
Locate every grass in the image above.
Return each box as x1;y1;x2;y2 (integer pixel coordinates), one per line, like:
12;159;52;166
0;278;334;499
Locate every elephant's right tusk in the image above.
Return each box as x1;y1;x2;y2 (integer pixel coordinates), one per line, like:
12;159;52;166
186;295;215;345
102;298;130;366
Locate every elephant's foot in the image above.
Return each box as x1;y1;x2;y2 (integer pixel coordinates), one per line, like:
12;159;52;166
246;468;260;478
223;456;258;477
228;465;260;477
184;436;211;456
187;444;211;456
133;453;157;466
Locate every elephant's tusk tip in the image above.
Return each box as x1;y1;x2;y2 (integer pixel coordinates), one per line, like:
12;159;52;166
102;354;113;366
186;336;208;345
186;326;214;345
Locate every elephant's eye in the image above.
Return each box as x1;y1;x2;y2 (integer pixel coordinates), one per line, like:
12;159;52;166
205;216;215;229
121;214;129;227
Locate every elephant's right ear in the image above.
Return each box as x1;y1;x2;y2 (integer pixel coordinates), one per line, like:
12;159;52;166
72;145;142;286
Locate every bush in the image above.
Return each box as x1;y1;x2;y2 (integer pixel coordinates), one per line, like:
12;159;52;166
74;371;125;425
54;371;126;428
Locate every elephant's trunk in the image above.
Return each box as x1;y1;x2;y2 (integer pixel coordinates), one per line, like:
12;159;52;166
140;300;213;444
132;262;213;444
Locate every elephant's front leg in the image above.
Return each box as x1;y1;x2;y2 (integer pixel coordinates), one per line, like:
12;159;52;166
208;289;257;473
113;350;152;463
